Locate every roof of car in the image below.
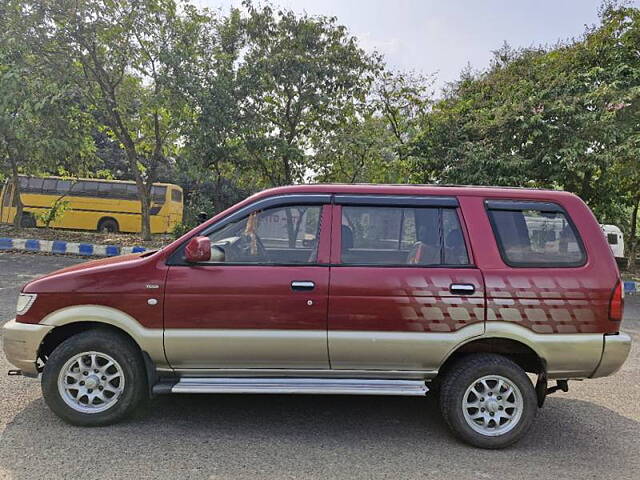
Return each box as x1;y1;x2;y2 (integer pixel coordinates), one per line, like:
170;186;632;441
250;183;576;200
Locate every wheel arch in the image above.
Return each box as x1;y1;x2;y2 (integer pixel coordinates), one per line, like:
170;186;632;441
97;216;119;231
439;336;546;377
38;305;166;369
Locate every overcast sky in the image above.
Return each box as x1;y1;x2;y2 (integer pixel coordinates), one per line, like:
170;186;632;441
197;0;640;92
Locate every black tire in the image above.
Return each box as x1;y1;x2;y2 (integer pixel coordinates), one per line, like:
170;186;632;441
97;218;119;233
20;213;36;228
439;353;537;449
41;329;147;426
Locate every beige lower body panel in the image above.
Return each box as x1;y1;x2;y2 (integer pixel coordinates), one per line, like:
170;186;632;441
23;304;623;382
164;329;329;369
166;323;611;380
329;324;485;371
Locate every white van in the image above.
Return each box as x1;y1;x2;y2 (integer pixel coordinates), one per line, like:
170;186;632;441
600;224;624;261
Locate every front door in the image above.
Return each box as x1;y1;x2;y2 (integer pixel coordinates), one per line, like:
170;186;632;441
327;197;485;372
164;200;332;370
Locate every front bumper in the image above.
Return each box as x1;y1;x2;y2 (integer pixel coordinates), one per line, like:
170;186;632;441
591;332;632;378
2;319;52;377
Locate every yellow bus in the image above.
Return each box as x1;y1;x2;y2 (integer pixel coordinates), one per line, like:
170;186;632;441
0;176;183;234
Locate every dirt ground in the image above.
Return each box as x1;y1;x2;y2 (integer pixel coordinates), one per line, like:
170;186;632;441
0;224;171;248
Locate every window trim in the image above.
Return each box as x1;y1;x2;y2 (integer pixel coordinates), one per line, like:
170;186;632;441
337;204;471;268
485;199;587;268
167;194;331;266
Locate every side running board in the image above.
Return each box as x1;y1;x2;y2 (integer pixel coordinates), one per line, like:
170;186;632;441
154;377;428;396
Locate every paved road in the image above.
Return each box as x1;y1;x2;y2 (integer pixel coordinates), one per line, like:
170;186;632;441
0;252;638;479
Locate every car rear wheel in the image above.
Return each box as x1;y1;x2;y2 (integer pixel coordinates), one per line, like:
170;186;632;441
42;329;146;426
439;353;537;449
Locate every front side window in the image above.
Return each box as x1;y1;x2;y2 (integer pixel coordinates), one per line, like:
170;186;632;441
207;205;322;264
341;206;469;266
488;205;585;267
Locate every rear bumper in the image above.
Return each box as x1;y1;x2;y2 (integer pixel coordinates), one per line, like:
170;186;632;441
591;332;632;378
2;319;52;377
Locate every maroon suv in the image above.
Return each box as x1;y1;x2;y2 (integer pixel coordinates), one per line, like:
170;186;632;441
4;184;631;448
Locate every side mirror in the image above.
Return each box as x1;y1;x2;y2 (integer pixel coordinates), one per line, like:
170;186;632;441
184;236;211;263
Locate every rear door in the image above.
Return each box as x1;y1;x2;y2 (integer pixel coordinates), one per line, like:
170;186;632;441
327;195;485;372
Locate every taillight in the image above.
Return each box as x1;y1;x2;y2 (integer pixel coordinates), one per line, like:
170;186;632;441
608;281;624;322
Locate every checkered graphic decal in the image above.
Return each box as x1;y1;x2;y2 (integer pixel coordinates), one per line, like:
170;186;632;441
330;270;485;332
484;273;609;333
393;273;484;332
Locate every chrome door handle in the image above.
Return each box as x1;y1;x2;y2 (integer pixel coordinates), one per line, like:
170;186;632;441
291;281;315;291
450;283;475;295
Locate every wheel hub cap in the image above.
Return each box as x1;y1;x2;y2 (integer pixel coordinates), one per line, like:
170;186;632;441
462;375;524;437
57;352;125;414
485;399;499;413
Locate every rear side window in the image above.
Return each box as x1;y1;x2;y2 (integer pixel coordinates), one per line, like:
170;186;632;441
607;233;618;245
341;206;469;266
487;202;585;267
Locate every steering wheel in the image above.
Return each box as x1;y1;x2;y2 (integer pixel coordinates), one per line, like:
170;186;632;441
227;233;268;262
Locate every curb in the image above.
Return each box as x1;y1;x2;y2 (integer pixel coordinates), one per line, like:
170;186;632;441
623;281;640;295
0;237;147;257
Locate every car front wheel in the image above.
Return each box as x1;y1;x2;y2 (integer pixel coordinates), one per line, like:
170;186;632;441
439;353;537;449
42;329;147;426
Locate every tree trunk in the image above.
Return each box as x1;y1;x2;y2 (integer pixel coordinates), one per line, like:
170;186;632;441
126;150;152;241
137;177;152;241
10;159;23;229
627;195;640;271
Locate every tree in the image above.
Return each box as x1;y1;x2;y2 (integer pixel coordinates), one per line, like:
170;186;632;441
32;0;184;240
0;2;94;227
410;3;640;238
166;5;255;215
238;3;380;187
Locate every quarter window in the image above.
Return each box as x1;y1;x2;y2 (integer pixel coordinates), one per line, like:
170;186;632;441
488;205;585;267
207;205;322;264
341;206;469;266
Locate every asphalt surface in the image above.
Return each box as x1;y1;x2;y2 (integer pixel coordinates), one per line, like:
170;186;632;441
0;252;638;480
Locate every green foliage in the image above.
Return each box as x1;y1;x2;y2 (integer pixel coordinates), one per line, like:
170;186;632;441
238;2;381;186
37;199;70;228
1;0;638;255
410;5;640;240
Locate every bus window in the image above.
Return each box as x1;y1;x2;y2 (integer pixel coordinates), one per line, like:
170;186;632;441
112;183;126;197
151;186;167;203
42;178;57;193
171;189;183;203
28;177;44;193
125;184;138;199
98;182;112;197
57;180;72;194
82;181;98;195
